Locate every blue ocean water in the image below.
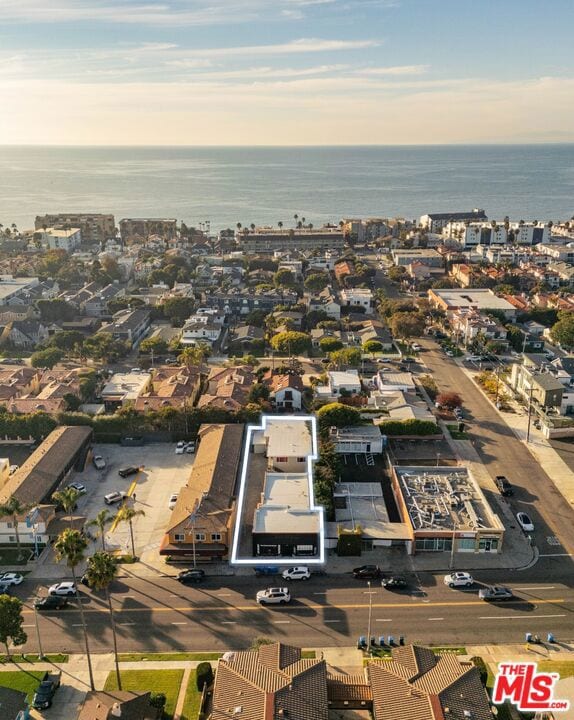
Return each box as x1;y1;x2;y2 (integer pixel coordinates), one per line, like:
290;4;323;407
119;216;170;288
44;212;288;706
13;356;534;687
0;145;573;231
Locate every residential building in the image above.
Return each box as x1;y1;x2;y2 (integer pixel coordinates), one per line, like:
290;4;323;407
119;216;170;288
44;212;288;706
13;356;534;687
407;261;445;281
392;466;504;555
119;218;177;241
82;283;126;316
450;309;508;348
391;248;444;267
134;366;202;411
101;371;152;410
211;643;329;720
419;209;487;233
78;691;157;720
339;287;374;312
549;261;574;286
0;319;49;349
229;324;265;350
0;504;56;547
307;253;339;272
180;314;224;346
0;275;40;306
444;221;507;247
35;213;115;244
306;286;341;319
0;426;93;506
34;227;82;252
428;288;517;319
265;371;304;411
370;390;435;421
203;287;298;317
238;226;345;253
368;645;494;720
100;307;151;347
198;365;256;412
374;371;416;393
160;424;244;561
510;362;564;411
510;221;550;245
0;365;41;404
315;370;362;401
342;217;366;243
329;425;384;454
537;244;574;263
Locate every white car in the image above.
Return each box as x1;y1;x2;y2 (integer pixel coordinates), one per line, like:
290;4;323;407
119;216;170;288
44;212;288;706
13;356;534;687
0;572;24;586
93;455;106;470
464;355;482;362
411;343;422;351
445;350;455;357
175;441;186;455
185;442;196;454
48;581;77;597
282;567;310;581
168;493;179;510
444;572;474;588
256;587;291;605
516;512;534;532
377;358;392;364
104;491;128;505
9;464;19;475
67;482;86;493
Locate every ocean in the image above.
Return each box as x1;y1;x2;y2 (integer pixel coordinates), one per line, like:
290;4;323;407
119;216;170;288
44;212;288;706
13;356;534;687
1;144;573;232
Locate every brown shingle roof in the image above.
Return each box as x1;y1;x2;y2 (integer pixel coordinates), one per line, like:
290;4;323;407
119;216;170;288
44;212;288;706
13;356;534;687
78;690;155;720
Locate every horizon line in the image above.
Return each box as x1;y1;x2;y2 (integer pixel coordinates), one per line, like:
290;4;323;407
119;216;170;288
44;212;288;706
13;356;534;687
2;141;574;149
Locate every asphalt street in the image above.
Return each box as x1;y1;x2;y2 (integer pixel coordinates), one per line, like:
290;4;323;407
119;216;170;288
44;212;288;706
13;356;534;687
14;564;574;654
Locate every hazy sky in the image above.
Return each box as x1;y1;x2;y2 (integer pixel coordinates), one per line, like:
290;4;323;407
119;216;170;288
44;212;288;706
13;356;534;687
1;0;573;145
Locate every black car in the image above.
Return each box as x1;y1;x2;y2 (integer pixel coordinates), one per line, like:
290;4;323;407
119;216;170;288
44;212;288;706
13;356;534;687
177;569;205;584
118;466;139;478
495;475;513;496
381;575;408;590
353;565;382;580
34;595;68;611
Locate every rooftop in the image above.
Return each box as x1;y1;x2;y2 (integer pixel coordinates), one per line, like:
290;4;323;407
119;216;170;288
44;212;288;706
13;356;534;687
101;372;150;401
430;288;515;312
264;418;313;458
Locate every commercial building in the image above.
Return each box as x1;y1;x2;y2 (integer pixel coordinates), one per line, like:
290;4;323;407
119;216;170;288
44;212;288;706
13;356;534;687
391;248;444;267
0;426;93;506
419;209;487;233
0;275;40;306
392;466;504;555
329;425;384;454
119;218;177;240
427;288;517;319
35;213;115;243
238;227;345;254
160;424;244;561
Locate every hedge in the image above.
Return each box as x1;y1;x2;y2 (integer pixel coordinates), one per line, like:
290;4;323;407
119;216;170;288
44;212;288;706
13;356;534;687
196;662;213;691
376;419;439;436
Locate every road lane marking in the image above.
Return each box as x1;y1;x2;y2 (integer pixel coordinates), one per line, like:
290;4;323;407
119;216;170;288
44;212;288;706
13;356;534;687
171;622;188;625
376;619;392;622
324;620;341;623
22;624;34;628
221;621;236;625
118;622;136;626
273;621;290;624
427;618;444;621
479;614;566;620
216;593;231;597
539;554;572;557
72;623;84;627
313;592;327;595
516;586;556;591
363;591;377;595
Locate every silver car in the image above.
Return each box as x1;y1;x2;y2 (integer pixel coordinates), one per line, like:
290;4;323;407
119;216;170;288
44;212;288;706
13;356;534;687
256;587;291;605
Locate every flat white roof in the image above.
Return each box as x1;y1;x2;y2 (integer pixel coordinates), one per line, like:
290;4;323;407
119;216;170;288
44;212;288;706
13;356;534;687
432;289;515;311
265;418;312;458
254;506;321;533
0;277;39;300
262;473;310;506
101;372;149;400
329;370;361;386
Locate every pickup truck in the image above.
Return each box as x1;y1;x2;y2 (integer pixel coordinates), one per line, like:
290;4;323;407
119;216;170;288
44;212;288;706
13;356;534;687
32;671;62;710
495;475;513;497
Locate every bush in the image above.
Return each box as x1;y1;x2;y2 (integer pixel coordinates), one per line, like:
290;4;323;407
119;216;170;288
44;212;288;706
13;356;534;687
196;662;214;691
470;656;488;686
377;419;439;436
149;692;167;710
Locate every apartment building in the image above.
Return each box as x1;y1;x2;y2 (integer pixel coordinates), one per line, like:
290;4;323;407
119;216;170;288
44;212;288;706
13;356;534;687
100;307;151;348
419;209;487;233
35;213;115;244
444;221;507;248
0;275;41;306
428;288;517;319
34;227;82;252
391;248;443;267
119;218;177;241
238;227;345;254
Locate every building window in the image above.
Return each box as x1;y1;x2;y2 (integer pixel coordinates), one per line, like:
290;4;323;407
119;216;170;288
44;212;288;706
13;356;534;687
458;537;476;551
275;457;288;463
195;533;206;542
296;457;305;463
174;533;185;541
211;533;222;542
9;536;15;543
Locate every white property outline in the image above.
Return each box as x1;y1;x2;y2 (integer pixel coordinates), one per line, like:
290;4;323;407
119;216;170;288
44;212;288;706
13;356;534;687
230;414;325;565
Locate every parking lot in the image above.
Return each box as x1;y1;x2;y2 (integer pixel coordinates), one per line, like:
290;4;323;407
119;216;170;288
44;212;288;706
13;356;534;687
62;443;195;558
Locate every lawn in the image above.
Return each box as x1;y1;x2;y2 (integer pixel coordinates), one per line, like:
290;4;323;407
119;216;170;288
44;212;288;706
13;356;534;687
180;670;202;720
446;424;469;440
0;653;68;664
538;661;574;678
105;669;184;719
0;670;46;702
118;652;222;662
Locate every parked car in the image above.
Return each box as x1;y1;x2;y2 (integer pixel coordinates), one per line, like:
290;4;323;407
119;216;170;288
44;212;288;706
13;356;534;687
381;575;408;590
411;343;422;352
464;355;482;363
445;349;455;357
32;672;62;710
443;572;474;588
478;585;514;601
516;512;534;532
353;565;382;580
9;464;19;475
282;567;310;581
0;582;11;595
256;587;291;605
0;572;24;586
495;475;513;496
67;481;86;493
377;358;392;364
254;565;280;577
34;595;68;610
48;581;77;597
175;441;186;455
177;569;205;584
118;466;139;478
185;441;196;454
104;491;128;505
93;455;106;470
168;493;179;510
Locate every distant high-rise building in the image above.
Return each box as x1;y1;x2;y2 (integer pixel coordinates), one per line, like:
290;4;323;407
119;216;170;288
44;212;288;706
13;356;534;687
419;209;487;233
119;218;177;241
35;213;115;244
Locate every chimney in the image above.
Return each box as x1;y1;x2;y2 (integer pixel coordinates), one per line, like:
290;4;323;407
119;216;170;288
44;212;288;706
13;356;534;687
110;701;122;717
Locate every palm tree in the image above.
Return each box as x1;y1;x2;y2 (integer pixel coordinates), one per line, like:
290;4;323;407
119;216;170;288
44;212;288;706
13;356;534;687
52;486;82;522
250;223;256;233
54;529;95;690
85;551;121;689
236;222;242;232
278;221;283;230
87;509;115;551
116;505;146;558
294;213;298;227
0;497;29;560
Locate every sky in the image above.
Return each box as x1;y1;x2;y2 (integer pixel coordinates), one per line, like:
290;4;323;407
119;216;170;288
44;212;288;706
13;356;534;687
1;0;574;145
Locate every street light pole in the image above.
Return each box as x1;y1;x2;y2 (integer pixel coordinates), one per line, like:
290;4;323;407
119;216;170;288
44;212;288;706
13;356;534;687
526;384;534;443
33;606;45;660
367;580;373;651
449;524;457;570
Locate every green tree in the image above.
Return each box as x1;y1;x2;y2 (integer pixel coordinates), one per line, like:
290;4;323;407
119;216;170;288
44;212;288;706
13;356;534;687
304;273;330;292
54;529;95;690
84;551;121;689
363;339;383;357
388;266;407;282
87;509;115;552
63;393;82;411
330;347;361;367
316;402;361;429
248;383;270;405
389;311;426;339
0;497;29;560
83;333;129;362
79;370;98;402
319;337;343;354
270;331;311;356
49;330;85;355
116;505;146;558
273;268;296;288
161;297;195;324
30;347;64;369
52;486;82;521
178;344;210;368
244;309;267;327
0;595;27;658
551;313;574;349
37;298;76;323
139;336;168;355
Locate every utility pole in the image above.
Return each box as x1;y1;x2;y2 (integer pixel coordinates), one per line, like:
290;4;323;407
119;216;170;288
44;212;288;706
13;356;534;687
526;384;534;443
449;523;457;570
367;580;373;652
33;606;45;660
